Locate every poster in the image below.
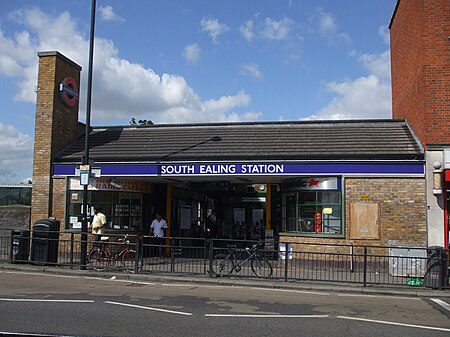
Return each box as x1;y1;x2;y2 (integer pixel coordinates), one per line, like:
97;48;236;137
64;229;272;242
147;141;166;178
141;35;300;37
252;209;264;226
234;208;245;225
180;205;191;229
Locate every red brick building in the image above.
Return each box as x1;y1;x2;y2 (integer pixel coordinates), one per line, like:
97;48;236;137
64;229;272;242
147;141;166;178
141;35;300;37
389;0;450;247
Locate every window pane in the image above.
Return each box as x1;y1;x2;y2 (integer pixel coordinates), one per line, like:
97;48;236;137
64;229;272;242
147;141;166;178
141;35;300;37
281;187;343;235
91;191;113;203
297;192;316;204
67;189;145;231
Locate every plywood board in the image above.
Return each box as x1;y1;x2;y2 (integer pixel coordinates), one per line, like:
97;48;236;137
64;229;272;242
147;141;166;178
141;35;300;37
349;202;380;239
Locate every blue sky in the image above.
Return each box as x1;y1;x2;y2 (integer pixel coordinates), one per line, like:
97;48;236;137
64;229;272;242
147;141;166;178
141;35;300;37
0;0;396;183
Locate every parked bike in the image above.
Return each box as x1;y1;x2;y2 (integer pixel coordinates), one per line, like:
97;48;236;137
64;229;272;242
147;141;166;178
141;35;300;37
213;242;273;277
87;234;141;272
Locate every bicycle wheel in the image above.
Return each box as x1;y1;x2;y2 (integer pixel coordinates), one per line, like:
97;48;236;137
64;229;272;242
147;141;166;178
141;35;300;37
88;249;107;271
213;254;235;276
121;249;142;273
251;256;273;277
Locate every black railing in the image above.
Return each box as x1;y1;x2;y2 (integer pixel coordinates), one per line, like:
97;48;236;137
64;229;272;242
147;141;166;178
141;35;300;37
0;230;448;289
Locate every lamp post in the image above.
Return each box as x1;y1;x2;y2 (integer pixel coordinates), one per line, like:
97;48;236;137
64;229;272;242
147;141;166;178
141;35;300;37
81;0;96;269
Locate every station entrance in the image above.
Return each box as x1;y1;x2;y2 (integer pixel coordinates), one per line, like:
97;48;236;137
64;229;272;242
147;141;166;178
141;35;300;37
169;182;279;241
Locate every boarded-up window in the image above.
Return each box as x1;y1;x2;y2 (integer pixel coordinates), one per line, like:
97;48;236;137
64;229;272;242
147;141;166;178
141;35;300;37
349;202;380;239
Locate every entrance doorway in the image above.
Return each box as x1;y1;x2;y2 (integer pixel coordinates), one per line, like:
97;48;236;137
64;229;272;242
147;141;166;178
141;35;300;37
172;182;268;240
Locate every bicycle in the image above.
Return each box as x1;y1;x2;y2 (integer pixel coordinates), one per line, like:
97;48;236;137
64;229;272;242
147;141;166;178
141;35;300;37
213;242;273;277
87;234;141;273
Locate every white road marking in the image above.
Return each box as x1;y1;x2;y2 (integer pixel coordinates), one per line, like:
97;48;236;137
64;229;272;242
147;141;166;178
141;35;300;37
250;288;330;296
337;316;450;332
0;331;75;336
4;271;77;278
430;298;450;312
205;314;329;318
0;298;94;303
105;301;193;316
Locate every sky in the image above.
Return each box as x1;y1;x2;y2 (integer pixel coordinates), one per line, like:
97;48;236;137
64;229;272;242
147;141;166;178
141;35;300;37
0;0;396;183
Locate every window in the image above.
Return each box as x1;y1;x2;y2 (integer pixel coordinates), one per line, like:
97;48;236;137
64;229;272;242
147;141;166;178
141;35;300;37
0;186;32;206
66;190;144;231
282;190;343;235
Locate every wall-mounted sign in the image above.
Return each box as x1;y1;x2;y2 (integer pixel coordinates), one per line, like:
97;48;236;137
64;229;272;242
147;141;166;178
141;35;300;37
444;149;450;169
59;76;79;106
360;195;370;201
323;207;333;215
69;177;150;193
282;177;340;191
54;161;425;177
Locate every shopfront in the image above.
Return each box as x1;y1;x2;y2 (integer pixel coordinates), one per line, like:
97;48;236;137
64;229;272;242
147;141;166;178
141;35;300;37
53;159;425;246
66;178;153;232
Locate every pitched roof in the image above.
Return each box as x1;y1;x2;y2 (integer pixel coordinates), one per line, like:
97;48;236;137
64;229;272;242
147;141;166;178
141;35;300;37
54;119;424;163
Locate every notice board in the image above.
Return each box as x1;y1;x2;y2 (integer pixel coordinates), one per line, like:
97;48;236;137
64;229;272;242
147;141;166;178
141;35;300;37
349;202;380;239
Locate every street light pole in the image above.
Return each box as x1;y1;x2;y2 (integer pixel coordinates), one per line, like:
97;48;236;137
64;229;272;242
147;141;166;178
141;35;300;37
81;0;96;270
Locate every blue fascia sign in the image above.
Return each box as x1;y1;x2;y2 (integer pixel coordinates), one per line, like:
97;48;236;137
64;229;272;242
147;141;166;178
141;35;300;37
54;161;425;177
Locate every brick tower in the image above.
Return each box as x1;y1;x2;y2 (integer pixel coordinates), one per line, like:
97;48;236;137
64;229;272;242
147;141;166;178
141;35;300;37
389;0;450;146
31;52;85;226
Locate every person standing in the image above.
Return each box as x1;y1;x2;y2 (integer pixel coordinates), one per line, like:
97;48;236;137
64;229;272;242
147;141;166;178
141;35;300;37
150;212;168;257
91;206;107;242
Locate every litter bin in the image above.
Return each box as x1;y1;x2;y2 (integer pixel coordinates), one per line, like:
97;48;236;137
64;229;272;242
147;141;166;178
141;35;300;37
11;229;30;262
424;246;449;289
30;218;60;265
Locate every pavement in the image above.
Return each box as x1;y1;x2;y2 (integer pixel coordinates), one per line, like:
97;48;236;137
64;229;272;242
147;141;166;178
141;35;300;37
1;262;450;298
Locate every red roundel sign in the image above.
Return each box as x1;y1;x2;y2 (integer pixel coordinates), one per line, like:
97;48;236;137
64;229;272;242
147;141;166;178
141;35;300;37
59;77;79;106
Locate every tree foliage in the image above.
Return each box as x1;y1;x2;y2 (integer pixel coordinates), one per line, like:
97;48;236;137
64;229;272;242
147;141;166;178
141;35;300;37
130;117;153;126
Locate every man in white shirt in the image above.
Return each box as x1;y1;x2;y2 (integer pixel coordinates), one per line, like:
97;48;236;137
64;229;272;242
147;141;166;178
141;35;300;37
150;213;167;257
150;213;168;237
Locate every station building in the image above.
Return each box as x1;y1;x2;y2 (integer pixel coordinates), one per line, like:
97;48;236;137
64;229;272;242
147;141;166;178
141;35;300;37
30;51;427;249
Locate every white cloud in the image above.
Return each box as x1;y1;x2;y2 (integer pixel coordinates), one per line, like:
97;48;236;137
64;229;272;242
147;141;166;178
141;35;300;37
240;63;263;79
182;43;201;64
200;17;229;44
0;7;258;182
378;25;390;45
261;17;294;41
99;6;125;22
0;7;253;125
359;50;391;80
0;122;33;183
312;8;352;45
239;20;254;42
306;50;391;120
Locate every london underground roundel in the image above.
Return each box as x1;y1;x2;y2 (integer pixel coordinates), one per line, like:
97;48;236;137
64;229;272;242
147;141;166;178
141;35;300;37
59;77;79;106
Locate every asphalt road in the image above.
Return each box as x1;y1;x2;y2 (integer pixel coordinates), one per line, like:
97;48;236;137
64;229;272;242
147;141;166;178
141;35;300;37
0;270;449;337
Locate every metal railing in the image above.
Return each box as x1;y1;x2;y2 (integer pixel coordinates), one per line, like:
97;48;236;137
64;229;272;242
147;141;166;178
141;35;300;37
1;230;448;289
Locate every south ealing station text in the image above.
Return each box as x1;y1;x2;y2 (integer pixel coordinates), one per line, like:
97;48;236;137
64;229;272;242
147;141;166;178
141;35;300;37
160;164;284;175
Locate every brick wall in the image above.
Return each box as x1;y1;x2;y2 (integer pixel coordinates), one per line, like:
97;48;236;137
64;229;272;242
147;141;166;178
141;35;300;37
0;205;31;235
31;52;84;227
282;177;427;250
51;178;67;229
390;0;450;145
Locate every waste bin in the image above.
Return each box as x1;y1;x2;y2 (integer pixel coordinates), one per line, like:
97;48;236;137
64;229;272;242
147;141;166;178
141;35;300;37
30;218;60;265
424;246;449;289
11;229;30;262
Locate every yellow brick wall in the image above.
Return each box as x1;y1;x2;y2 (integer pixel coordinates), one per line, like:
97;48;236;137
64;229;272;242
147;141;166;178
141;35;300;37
281;177;427;251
